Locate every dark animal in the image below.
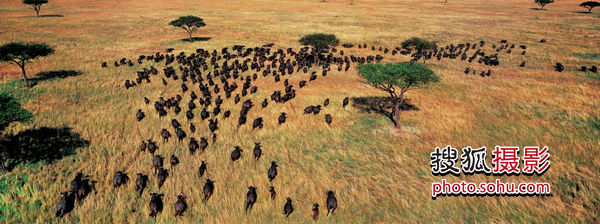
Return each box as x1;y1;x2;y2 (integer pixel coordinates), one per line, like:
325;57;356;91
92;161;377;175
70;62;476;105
157;168;169;188
284;198;294;217
203;179;215;202
323;98;329;107
269;186;276;200
252;117;264;129
253;142;262;160
189;138;199;154
147;139;158;154
325;114;332;125
278;113;286;125
135;173;149;197
161;129;171;142
343;97;349;107
312;203;320;221
136;109;145;121
554;63;564;72
113;171;129;187
149;192;164;218
268;161;278;182
55;192;74;218
153;155;164;174
174;193;187;216
231;146;242;162
198;161;207;177
170;154;179;168
326;190;338;215
245;186;257;213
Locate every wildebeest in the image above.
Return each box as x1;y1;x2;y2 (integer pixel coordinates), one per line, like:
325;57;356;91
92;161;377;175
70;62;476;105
147;139;158;154
70;172;92;203
312;203;320;221
326;190;338;215
323;98;329;107
278;113;286;124
55;192;75;218
153;155;164;174
325;114;332;125
174;193;187;217
200;137;209;152
209;118;219;132
283;198;294;217
268;161;278;182
261;99;268;108
170;154;179;168
304;106;314;114
198;161;207;177
136;109;145;121
245;186;257;213
149;192;164;218
175;128;186;142
269;186;276;200
554;63;564;72
161;129;171;142
343;97;349;107
231;146;242;162
135;173;149;197
203;178;215;202
252;117;263;129
157;168;169;188
253;142;262;160
113;171;129;187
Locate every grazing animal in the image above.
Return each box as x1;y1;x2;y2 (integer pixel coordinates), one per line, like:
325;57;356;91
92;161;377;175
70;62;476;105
343;97;349;107
203;179;215;202
284;198;294;217
268;161;278;182
326;190;338;216
245;186;258;213
520;62;526;67
312;203;320;221
231;146;242;162
262;99;268;108
175;128;186;142
113;171;129;187
136;109;145;121
189;138;199;154
174;193;187;217
253;142;262;160
200;137;209;152
161;129;171;142
323;98;329;107
147;139;158;154
325;114;332;125
278;113;287;125
149;192;164;218
157;168;169;188
198;161;207;177
269;186;276;200
135;173;149;197
170;154;179;168
55;192;74;218
590;65;598;73
153;155;164;174
554;63;564;72
252;117;264;129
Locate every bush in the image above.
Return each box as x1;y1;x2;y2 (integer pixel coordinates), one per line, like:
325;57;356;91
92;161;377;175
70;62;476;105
299;33;339;50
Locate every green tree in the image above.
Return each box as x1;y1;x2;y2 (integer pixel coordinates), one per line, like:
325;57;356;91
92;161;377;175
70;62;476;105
169;16;206;42
0;93;33;171
299;33;339;50
401;37;437;64
23;0;48;17
535;0;554;9
580;1;600;12
357;62;439;130
0;42;54;88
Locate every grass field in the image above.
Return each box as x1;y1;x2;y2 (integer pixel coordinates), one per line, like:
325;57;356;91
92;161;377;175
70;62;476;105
1;0;599;223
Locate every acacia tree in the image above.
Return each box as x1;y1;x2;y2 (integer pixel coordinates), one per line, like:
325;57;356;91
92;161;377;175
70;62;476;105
0;93;33;171
299;33;339;50
535;0;554;9
0;42;54;88
357;62;439;130
23;0;48;17
401;37;437;64
580;1;600;12
169;16;206;42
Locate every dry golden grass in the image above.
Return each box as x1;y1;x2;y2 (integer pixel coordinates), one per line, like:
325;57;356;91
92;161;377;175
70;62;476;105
1;0;599;223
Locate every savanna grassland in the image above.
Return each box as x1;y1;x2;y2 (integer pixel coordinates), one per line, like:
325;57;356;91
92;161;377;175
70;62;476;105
1;0;599;223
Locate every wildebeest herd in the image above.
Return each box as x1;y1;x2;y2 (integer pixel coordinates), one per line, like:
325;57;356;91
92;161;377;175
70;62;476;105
57;38;589;220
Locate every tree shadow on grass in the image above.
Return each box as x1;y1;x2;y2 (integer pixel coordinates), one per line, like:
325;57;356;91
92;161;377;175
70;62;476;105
29;70;83;87
352;96;419;126
1;127;89;171
180;37;212;42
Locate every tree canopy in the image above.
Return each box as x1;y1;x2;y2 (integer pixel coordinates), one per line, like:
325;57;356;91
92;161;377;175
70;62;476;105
299;33;340;50
169;16;206;42
535;0;554;9
580;1;600;12
23;0;48;17
0;42;54;88
357;62;439;129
